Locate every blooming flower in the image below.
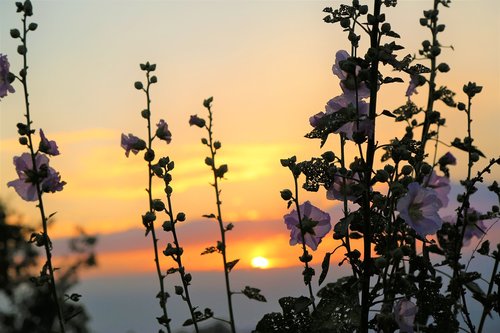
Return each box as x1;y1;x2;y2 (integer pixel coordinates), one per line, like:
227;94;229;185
394;299;417;333
438;152;457;167
324;94;373;140
332;50;370;99
444;208;487;246
405;74;420;100
424;171;451;207
121;133;145;157
156;119;172;143
38;129;60;156
7;153;65;201
0;54;15;99
284;201;331;251
326;173;360;202
396;182;443;237
309;111;325;128
189;115;206;128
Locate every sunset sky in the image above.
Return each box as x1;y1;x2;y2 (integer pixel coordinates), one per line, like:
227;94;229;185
1;0;499;332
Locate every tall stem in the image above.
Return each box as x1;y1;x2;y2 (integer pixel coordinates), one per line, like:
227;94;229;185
165;194;200;333
292;176;317;311
20;16;66;333
144;75;172;333
360;1;382;332
206;105;237;333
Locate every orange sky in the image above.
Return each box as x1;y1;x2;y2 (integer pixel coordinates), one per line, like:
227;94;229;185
1;0;499;278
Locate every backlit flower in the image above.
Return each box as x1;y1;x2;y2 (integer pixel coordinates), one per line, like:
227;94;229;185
424;171;451;207
121;133;145;157
284;201;331;251
444;208;487;246
396;182;443;237
405;74;420;100
438;152;456;167
325;94;373;140
394;299;417;333
0;54;15;99
189;115;206;128
326;173;360;202
7;153;65;201
156;119;172;143
332;50;370;99
39;129;60;156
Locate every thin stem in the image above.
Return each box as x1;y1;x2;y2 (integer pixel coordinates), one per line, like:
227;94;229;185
165;194;200;333
420;0;439;150
292;175;317;312
206;105;237;333
144;74;172;333
20;15;65;333
360;1;382;332
477;254;499;333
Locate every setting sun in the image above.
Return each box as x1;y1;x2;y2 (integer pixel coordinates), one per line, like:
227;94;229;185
251;256;270;269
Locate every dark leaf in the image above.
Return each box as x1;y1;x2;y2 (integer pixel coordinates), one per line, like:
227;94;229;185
318;252;331;286
226;259;239;272
242;286;267;302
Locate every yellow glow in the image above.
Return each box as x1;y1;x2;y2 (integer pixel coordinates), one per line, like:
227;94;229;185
251;256;270;269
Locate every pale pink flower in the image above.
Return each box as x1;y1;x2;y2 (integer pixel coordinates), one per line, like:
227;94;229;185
396;182;443;237
0;54;15;99
284;201;331;251
444;208;487;246
325;94;373;140
156;119;172;143
424;171;451;207
39;129;60;156
394;299;417;333
406;74;420;100
120;133;145;157
326;173;360;202
7;153;65;201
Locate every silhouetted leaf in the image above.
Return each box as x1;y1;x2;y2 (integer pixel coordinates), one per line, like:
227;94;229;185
242;286;267;302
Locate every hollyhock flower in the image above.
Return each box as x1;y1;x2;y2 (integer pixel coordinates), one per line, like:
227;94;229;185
121;133;145;157
284;201;331;251
189;115;206;128
405;74;420;99
394;299;417;333
309;111;325;128
396;182;443;237
326;173;360;202
438;152;457;167
332;50;370;99
325;94;373;140
38;129;60;156
424;171;451;207
444;208;487;246
0;54;15;99
7;153;65;201
156;119;172;143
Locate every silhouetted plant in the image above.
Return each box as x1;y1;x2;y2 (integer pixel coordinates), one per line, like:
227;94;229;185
0;202;97;333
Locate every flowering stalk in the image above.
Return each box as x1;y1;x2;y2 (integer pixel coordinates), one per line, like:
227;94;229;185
191;98;236;333
160;163;203;332
132;63;172;333
359;1;382;331
7;2;66;332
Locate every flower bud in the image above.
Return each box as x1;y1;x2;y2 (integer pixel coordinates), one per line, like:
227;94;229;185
17;45;27;55
175;286;184;295
420;163;432;175
28;23;38;31
19;137;28;145
10;29;21;38
150;75;157;83
176;212;186;222
162;221;173;232
152;199;165;211
141;109;150;118
214;141;221;149
144;149;155;162
401;165;413;175
203;96;213;108
457;102;466;111
134;81;143;90
437;63;450;73
280;189;293;201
